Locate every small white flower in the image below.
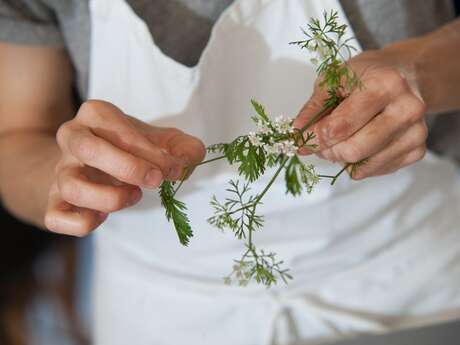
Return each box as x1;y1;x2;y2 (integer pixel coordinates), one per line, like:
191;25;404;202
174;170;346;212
282;140;298;157
264;144;275;155
248;132;263;147
273;116;294;134
256;121;273;135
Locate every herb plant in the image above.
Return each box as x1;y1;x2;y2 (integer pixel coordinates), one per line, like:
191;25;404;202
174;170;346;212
159;10;363;287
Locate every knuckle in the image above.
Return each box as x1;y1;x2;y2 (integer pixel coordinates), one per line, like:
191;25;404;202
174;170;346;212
407;121;429;148
415;122;429;144
413;98;427;115
363;78;388;100
56;121;72;148
321;117;350;145
104;192;126;212
72;133;97;162
381;69;407;92
117;158;143;182
77;100;100;121
78;100;119;122
59;178;81;204
335;143;362;163
405;98;427;124
79;99;105;114
410;146;427;163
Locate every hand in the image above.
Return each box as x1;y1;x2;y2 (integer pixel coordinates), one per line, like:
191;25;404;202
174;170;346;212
294;48;428;179
44;100;206;236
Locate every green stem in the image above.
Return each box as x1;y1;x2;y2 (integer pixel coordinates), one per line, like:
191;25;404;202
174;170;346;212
171;102;333;203
172;167;189;197
247;157;290;249
173;105;331;198
318;174;335;179
255;157;290;204
171;155;226;197
331;163;351;185
194;155;226;167
299;105;333;134
248;208;255;249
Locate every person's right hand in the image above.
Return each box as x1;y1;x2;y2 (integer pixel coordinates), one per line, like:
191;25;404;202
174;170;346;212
44;100;206;236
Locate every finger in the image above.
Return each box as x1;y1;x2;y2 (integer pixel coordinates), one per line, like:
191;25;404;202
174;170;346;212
348;120;428;179
57;165;143;213
368;146;427;177
71;100;185;180
305;84;392;152
59;127;164;188
380;145;427;176
162;129;206;167
320;93;426;163
293;84;331;131
44;183;108;237
127;117;206;171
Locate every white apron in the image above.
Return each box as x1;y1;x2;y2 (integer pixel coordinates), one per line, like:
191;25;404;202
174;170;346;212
88;0;460;344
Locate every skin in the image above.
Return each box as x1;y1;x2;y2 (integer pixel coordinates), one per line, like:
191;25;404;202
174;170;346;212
0;18;459;236
294;18;460;179
0;44;205;236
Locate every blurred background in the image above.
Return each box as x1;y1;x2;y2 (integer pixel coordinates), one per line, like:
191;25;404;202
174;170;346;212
0;205;91;345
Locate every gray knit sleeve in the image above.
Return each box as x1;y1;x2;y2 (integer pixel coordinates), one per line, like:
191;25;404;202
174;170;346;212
0;0;63;46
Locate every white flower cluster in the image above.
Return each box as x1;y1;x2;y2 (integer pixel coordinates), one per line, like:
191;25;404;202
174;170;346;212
224;262;251;287
273;116;294;134
248;116;298;157
265;140;298;157
308;35;333;66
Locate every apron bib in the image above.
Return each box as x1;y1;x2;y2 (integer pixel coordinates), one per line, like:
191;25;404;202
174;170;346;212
89;0;460;344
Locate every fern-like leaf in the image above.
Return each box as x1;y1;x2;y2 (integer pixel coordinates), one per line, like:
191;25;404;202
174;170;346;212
159;181;193;246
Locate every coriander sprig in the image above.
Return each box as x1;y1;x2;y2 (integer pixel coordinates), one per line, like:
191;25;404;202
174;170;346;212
159;180;193;246
290;9;361;107
159;10;364;287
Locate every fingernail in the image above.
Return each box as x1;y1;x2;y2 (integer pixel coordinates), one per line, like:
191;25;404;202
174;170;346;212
128;189;142;206
298;147;313;155
169;165;184;180
144;169;163;188
177;154;190;166
98;212;108;221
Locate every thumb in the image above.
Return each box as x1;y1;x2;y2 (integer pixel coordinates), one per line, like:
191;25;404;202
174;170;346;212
293;85;330;130
293;86;332;154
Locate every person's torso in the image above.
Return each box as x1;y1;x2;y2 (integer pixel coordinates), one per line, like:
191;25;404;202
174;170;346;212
34;0;454;98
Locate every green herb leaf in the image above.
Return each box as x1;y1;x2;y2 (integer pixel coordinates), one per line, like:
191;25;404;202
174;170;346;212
251;99;271;124
159;181;193;246
159;10;361;288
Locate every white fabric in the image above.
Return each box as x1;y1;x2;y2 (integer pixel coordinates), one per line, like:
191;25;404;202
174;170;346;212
88;0;460;344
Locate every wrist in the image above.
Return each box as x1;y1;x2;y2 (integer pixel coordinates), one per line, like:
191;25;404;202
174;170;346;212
0;131;60;228
380;36;429;109
382;19;460;114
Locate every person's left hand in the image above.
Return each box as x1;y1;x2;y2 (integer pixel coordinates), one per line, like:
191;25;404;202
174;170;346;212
293;47;428;179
